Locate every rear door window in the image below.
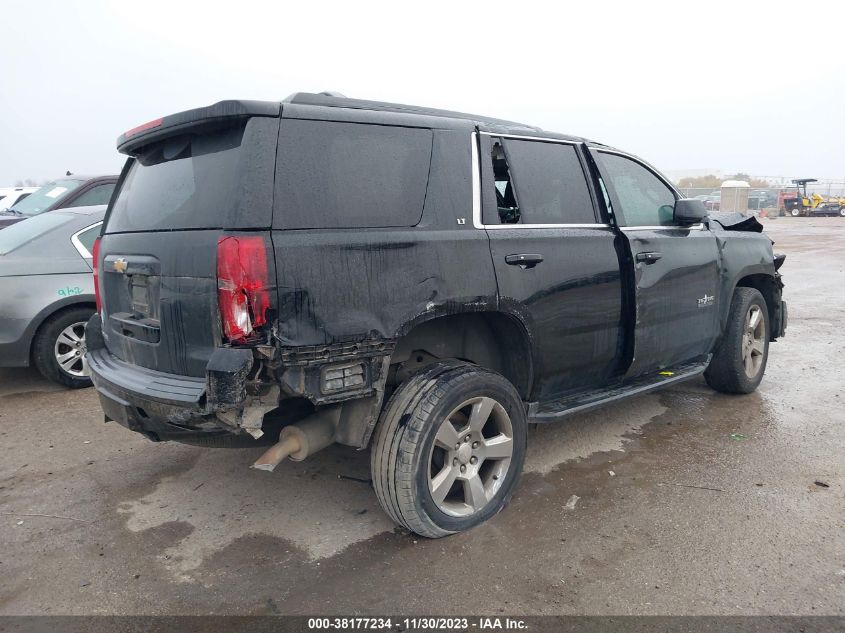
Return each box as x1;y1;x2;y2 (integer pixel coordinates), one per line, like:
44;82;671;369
274;119;433;229
64;183;116;208
72;222;103;257
487;138;596;225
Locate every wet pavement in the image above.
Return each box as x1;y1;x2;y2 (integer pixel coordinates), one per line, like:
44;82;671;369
0;218;843;615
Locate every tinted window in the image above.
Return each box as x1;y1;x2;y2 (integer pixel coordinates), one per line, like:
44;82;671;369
490;139;595;225
596;152;676;226
64;184;115;208
10;180;83;216
0;213;74;255
74;223;102;257
107;123;247;232
275;120;433;229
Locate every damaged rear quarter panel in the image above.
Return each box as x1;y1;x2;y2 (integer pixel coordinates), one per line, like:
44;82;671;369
270;127;497;347
268;126;498;447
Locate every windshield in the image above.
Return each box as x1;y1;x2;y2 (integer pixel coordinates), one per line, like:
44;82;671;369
9;180;82;216
0;212;74;255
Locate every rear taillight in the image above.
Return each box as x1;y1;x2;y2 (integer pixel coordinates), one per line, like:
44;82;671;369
216;235;271;343
92;237;102;313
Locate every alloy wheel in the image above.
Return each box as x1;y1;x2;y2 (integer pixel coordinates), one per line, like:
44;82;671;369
428;396;514;517
54;322;87;377
741;305;765;378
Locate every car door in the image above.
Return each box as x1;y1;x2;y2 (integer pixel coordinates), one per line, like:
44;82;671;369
589;147;721;378
478;133;625;400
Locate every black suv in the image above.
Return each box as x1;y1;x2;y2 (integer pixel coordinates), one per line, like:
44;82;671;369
86;93;787;538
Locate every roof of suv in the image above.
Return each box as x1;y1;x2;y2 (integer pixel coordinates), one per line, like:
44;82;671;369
118;93;593;153
284;92;588;143
285;92;540;129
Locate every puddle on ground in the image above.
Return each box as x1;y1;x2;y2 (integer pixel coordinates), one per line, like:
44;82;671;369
524;393;667;475
118;393;670;581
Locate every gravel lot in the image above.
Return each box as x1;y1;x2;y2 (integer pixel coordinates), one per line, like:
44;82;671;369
1;218;843;616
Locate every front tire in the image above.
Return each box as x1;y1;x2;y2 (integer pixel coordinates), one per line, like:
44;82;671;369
790;208;800;217
705;288;769;394
32;306;95;388
371;361;527;538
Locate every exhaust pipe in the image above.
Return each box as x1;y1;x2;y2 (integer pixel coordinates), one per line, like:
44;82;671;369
251;406;340;472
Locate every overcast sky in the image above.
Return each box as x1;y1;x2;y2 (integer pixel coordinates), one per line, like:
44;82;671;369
2;0;844;185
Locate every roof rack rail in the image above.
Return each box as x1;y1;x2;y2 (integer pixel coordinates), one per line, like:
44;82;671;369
281;91;544;132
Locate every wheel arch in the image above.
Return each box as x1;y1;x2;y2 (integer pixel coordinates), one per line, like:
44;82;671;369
731;273;782;341
389;310;534;400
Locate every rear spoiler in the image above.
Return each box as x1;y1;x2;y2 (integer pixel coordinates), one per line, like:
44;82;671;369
116;100;281;155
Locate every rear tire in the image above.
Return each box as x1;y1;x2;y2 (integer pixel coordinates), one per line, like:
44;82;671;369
705;288;769;394
371;361;527;538
32;306;95;389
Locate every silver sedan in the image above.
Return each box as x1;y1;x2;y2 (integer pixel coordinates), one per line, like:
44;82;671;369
0;205;104;387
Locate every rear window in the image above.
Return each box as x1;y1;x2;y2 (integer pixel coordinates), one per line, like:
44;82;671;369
10;180;82;216
65;183;116;208
0;212;74;255
73;222;103;257
105;119;275;233
274;120;433;229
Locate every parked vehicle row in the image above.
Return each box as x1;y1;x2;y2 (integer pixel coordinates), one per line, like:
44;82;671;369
0;206;104;386
0;186;37;211
78;92;787;538
0;175;117;229
693;192;721;211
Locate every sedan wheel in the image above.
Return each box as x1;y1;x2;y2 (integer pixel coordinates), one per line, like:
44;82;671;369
54;322;88;377
32;306;94;388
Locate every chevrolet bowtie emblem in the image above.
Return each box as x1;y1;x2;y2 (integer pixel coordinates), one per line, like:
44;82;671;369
113;258;128;274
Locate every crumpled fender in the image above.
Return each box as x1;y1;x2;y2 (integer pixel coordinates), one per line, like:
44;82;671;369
709;212;764;233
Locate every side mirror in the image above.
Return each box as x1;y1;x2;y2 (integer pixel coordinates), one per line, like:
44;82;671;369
674;198;707;225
